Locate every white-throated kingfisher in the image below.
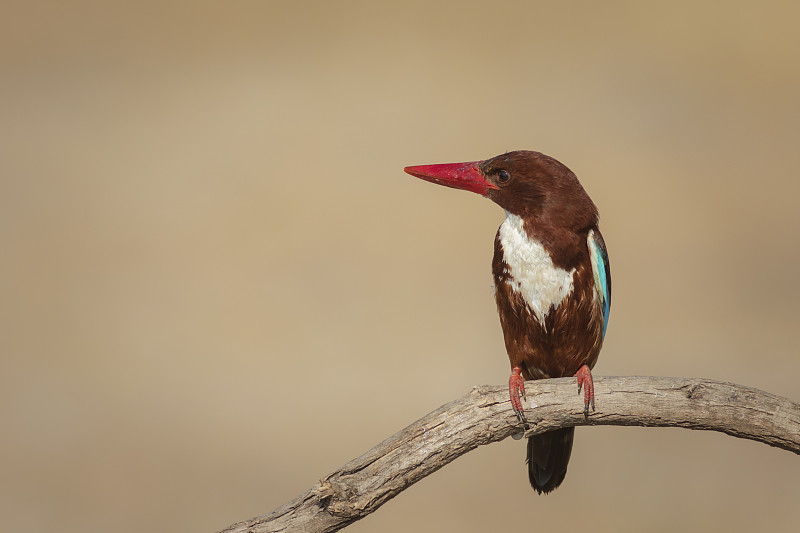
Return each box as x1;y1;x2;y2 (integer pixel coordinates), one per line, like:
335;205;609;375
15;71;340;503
405;150;611;494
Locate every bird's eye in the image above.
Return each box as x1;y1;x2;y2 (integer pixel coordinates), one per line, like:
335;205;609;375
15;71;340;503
497;170;511;184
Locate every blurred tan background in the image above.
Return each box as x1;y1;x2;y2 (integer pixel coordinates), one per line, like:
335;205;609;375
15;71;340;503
2;1;800;532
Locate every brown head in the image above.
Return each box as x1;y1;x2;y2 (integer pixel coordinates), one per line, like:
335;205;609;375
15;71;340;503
405;150;597;229
405;150;599;267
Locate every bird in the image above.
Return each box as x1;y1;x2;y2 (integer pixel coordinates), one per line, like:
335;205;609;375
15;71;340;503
404;150;610;494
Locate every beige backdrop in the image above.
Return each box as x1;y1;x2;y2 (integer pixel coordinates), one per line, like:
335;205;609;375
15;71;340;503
3;2;800;532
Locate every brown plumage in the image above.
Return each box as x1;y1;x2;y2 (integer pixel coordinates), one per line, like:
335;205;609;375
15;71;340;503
493;225;606;493
405;150;611;495
492;233;604;380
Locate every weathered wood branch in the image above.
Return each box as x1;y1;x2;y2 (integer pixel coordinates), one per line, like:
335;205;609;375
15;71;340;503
219;376;800;533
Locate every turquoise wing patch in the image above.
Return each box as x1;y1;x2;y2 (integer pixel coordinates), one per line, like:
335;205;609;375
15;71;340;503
587;229;611;338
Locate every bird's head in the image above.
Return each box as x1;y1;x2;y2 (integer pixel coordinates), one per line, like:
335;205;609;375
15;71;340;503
405;150;598;234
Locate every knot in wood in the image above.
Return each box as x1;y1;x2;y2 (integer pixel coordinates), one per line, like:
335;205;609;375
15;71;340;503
685;382;704;400
322;480;365;519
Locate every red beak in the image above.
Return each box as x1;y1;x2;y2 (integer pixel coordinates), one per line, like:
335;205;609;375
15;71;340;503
404;160;498;197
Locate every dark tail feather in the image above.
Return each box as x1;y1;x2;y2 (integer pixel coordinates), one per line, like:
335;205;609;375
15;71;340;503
527;428;574;494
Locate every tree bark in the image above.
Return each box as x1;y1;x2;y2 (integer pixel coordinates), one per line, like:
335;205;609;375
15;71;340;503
219;376;800;533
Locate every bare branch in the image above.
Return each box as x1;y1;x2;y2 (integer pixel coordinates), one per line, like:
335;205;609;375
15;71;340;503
219;376;800;533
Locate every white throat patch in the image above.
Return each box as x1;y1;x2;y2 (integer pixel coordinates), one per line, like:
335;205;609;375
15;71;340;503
498;213;576;325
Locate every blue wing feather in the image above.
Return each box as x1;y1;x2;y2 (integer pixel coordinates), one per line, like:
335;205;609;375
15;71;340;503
588;230;611;338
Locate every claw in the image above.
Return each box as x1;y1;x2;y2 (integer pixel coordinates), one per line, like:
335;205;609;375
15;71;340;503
574;365;595;417
509;366;529;428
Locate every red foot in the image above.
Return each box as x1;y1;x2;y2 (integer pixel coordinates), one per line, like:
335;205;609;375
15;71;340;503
575;365;595;416
509;366;528;427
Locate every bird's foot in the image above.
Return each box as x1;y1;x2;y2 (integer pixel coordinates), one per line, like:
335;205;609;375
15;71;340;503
509;366;529;428
575;365;595;416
